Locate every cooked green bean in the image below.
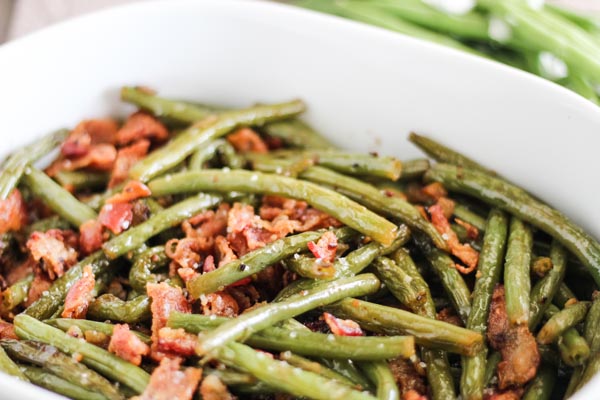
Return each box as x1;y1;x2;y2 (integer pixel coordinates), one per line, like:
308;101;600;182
575;352;600;393
84;182;126;211
188;139;225;170
585;294;600;352
14;315;150;393
555;283;577;308
47;318;150;344
461;209;508;400
504;217;533;326
399;158;430;180
128;246;169;293
19;365;106;400
0;129;68;200
214;342;377;400
538;302;590;344
358;361;399;400
87;294;151;324
169;312;414;360
453;203;487;232
102;193;222;259
372;257;427;317
22;166;97;227
1;340;122;400
148;169;398;245
0;346;27;381
522;363;555;400
558;326;590;367
263;119;333;149
483;351;501;386
1;274;33;312
280;352;357;387
187;227;356;298
424;163;600;287
197;274;381;355
566;366;585;398
25;216;71;235
55;170;109;191
130;100;305;182
326;298;483;356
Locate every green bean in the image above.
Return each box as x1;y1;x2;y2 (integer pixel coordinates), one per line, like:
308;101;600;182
169;312;414;360
504;217;533;326
413;233;471;324
547;4;600;34
453;203;487;232
558;326;590;367
87;294;151;324
529;241;568;330
251;162;445;250
399;158;430;180
187;227;356;298
47;318;150;344
148;169;398;245
0;346;27;381
461;209;508;400
22;166;97;227
585;294;600;352
280;352;357;387
196;274;380;355
409;133;497;176
424;163;600;287
25;251;111;320
1;340;122;400
358;361;399;400
188;139;225;170
215;342;377;400
1;274;33;312
326;298;483;356
55;170;109;191
26;216;71;235
102;193;222;259
483;351;501;386
20;365;107;400
263;119;333;149
0;129;68;200
537;301;590;344
282;255;337;279
130;100;304;182
522;363;555;400
84;182;126;211
128;246;169;293
216;141;245;169
555;283;577;308
566;366;584;398
575;351;600;393
14;315;149;393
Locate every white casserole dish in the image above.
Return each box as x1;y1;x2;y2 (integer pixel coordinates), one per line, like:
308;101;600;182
0;0;599;398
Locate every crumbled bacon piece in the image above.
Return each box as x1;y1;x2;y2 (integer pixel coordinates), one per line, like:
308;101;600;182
403;390;428;400
79;219;104;255
436;197;455;219
322;312;363;336
157;327;198;357
214;236;237;268
421;182;447;201
484;388;524;400
488;285;539;390
226;285;260;312
99;202;134;234
47;144;118;176
108;324;150;366
200;375;234;400
187;204;229;237
437;307;463;327
455;218;480;241
389;357;427;396
117;112;169;146
259;195;341;231
27;230;78;279
201;292;239;317
429;202;479;274
307;231;338;264
62;264;95;319
227;127;268;153
0;189;28;235
166;238;202;270
0;321;17;340
133;357;202;400
108;139;150;188
61;119;118;157
106;180;152;204
24;271;52;307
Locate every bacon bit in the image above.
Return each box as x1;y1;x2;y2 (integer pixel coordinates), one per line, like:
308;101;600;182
133;357;201;400
72;353;83;362
227;127;268;154
200;375;234;400
455;218;480;241
259;196;341;232
201;292;239;317
62;264;95;319
0;321;17;340
4;257;35;286
437;307;463;327
415;206;429;221
24;271;52;307
79;219;104;255
202;255;216;273
403;390;427;400
106;180;152;204
27;230;79;280
0;189;28;235
421;182;447;201
322;312;363;336
177;267;199;283
147;282;191;361
214;236;237;268
108;139;150;188
429;203;479;274
47;144;118;177
117;112;169;145
61;119;118;157
99;202;134;234
484;388;524;400
165;238;202;270
389;357;427;396
227;277;252;288
226;285;260;312
436;197;455;219
157;327;198;357
487;285;539;390
307;231;338;264
108;324;150;366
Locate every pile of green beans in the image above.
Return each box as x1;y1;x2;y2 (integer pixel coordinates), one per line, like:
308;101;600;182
0;87;598;400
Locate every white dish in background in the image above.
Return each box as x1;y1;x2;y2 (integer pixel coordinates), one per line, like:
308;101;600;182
0;0;598;398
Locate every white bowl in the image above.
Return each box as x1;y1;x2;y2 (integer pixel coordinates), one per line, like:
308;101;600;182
0;0;598;398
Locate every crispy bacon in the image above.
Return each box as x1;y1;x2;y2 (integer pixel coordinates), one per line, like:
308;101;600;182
166;238;202;270
227;127;268;153
99;203;134;235
117;112;169;146
201;292;239;317
436;197;455;219
200;375;234;400
62;264;95;319
134;357;202;400
307;231;338;264
61;119;118;157
47;144;118;177
24;270;52;307
157;327;198;357
429;202;479;274
106;180;152;204
27;230;78;280
108;324;150;366
187;204;229;238
421;182;447;201
108;139;150;188
322;312;363;336
226;285;260;312
455;218;480;241
0;189;27;235
214;236;237;268
403;390;428;400
437;307;463;327
484;388;524;400
0;321;17;340
259;195;341;232
488;285;539;390
388;357;427;396
79;219;104;255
